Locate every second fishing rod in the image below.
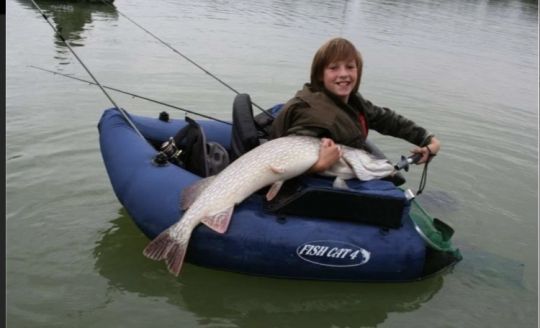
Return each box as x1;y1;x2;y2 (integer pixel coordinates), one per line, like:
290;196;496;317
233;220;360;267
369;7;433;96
99;0;274;120
30;65;233;126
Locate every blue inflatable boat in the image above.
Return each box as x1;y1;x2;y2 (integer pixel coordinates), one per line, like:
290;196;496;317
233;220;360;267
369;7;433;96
98;97;461;282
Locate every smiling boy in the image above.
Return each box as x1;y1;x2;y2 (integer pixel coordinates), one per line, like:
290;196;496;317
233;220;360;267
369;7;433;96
270;37;440;174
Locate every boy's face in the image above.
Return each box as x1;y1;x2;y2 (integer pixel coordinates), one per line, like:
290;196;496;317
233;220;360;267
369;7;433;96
322;59;358;103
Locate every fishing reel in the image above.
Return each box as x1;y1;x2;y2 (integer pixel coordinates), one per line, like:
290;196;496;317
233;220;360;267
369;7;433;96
153;138;185;167
160;138;184;164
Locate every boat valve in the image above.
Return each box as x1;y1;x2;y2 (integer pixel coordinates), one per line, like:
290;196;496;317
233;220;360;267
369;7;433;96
158;111;170;122
404;189;416;200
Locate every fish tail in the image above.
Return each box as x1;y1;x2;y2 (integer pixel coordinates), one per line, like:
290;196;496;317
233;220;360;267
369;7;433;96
165;242;188;276
143;226;191;276
143;229;175;260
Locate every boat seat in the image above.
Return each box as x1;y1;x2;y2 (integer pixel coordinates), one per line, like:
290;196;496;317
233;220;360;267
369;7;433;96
230;93;263;161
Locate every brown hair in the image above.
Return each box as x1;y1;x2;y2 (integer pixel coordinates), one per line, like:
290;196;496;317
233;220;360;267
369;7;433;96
310;37;363;94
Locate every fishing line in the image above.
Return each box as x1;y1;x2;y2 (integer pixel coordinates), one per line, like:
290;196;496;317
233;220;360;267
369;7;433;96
28;0;146;140
29;65;233;126
99;0;275;120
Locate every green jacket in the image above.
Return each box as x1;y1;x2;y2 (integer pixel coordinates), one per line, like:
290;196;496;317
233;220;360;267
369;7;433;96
270;84;433;149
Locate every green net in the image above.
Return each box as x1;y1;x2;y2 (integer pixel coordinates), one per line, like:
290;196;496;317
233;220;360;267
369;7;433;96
409;199;462;260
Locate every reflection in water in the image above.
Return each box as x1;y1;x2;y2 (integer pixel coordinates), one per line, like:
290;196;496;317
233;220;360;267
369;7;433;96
17;0;118;64
94;210;445;327
457;243;525;290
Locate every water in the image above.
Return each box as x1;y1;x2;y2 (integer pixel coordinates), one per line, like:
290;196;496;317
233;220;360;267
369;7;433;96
6;0;538;327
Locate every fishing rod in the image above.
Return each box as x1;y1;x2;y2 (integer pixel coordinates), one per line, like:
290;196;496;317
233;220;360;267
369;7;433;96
394;153;422;172
28;0;145;140
394;152;431;196
99;0;275;120
29;65;233;126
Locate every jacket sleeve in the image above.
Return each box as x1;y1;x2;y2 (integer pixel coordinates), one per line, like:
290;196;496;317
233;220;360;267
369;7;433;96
270;101;331;139
360;95;434;146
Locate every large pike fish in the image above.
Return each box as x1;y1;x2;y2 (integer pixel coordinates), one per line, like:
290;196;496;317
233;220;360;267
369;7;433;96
143;135;395;276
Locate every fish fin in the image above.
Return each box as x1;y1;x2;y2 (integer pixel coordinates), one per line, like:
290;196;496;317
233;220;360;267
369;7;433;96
144;225;192;276
269;165;285;174
332;177;350;190
165;241;188;277
323;158;355;180
201;206;234;234
266;180;284;201
143;228;176;261
180;176;216;210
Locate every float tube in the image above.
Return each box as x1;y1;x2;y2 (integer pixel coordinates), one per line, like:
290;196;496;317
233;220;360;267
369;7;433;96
98;97;461;281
